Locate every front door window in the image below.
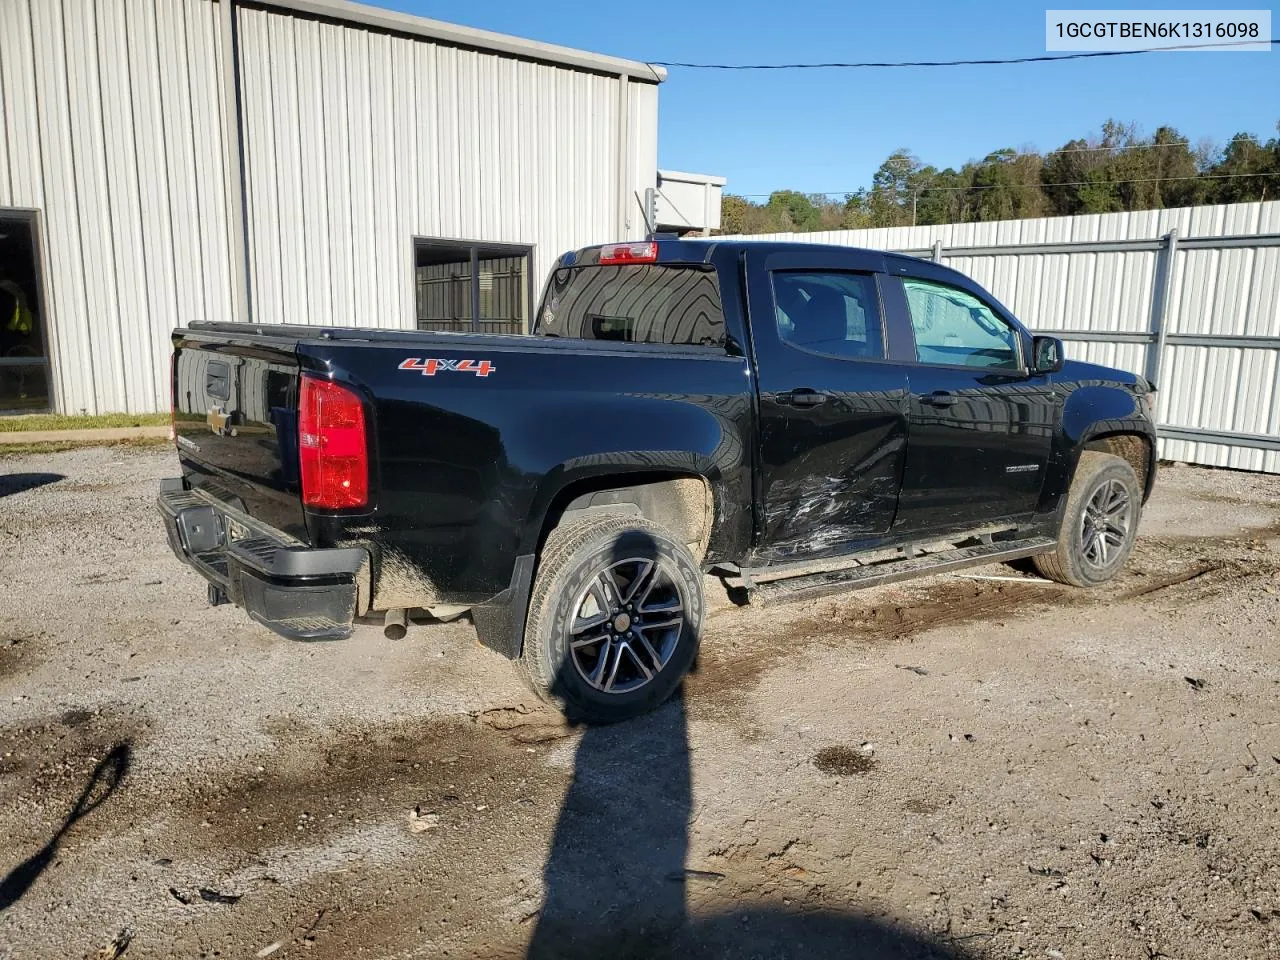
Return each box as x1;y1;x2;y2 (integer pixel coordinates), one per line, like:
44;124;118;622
901;278;1021;370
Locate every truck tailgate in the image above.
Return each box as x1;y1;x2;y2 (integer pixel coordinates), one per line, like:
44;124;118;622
172;331;308;541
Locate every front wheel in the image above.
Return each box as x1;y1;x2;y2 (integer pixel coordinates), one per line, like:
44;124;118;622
520;514;704;723
1034;451;1142;587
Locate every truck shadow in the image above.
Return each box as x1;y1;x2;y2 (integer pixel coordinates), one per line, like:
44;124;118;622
525;530;973;960
0;741;131;912
0;472;63;498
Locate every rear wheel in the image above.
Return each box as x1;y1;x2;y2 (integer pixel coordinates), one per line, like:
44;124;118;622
520;514;703;723
1034;451;1141;587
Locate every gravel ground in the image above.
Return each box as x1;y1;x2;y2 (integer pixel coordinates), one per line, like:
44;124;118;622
1;446;1278;960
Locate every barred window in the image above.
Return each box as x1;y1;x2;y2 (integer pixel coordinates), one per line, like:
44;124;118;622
413;239;531;335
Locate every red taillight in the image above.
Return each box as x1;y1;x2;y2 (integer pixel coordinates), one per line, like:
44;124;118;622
599;241;658;265
298;375;368;510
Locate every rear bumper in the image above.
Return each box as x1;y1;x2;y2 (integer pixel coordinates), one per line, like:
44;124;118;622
157;478;368;641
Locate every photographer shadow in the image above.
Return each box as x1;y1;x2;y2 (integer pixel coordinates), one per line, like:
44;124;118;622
527;690;974;959
0;742;132;912
526;529;972;959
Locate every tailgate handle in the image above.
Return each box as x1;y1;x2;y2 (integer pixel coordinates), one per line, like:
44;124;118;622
784;388;828;407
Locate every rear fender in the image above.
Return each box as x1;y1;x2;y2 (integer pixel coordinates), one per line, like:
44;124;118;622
526;460;725;559
520;398;752;563
476;462;723;663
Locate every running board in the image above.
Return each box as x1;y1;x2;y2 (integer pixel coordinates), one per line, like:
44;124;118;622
739;537;1056;605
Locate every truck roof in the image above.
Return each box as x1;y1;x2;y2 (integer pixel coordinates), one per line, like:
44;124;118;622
564;238;939;273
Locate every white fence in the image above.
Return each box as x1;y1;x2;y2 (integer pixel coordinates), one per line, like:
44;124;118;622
723;201;1280;474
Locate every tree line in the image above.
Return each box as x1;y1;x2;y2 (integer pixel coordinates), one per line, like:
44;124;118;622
720;120;1280;233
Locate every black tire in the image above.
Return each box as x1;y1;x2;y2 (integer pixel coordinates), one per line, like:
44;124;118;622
1034;451;1142;587
520;513;704;724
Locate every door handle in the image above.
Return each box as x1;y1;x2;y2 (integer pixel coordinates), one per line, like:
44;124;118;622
917;390;957;407
783;388;828;407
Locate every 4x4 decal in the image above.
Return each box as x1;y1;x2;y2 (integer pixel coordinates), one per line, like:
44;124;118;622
398;358;496;377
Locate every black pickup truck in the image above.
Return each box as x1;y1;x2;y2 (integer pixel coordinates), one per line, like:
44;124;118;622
160;239;1156;721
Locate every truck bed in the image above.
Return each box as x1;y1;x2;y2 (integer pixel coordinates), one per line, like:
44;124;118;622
171;320;755;612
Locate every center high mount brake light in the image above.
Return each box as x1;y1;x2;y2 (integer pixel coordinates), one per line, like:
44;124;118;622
599;242;658;265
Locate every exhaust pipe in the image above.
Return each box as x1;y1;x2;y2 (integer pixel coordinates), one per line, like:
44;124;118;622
383;607;408;641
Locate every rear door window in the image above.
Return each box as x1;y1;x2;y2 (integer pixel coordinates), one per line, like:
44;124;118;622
536;264;725;348
772;271;885;360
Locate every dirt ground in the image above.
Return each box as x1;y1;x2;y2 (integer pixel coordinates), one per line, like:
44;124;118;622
1;446;1278;960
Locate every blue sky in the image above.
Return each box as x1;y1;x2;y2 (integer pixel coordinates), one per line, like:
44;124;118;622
376;1;1278;198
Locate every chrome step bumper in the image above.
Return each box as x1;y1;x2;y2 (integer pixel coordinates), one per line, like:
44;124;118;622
157;479;368;641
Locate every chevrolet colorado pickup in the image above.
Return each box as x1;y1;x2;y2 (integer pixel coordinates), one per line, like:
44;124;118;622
159;239;1157;722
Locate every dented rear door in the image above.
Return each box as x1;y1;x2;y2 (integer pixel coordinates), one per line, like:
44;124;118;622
744;248;913;563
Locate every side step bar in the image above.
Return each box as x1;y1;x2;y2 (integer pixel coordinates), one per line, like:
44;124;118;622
738;537;1056;605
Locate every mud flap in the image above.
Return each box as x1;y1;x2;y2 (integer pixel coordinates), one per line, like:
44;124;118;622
470;554;536;659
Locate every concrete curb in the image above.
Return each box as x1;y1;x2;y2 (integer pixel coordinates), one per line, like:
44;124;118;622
0;426;171;445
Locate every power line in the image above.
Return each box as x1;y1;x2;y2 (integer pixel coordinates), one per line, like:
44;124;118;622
1039;135;1264;157
651;38;1276;70
736;170;1280;199
940;170;1280;194
875;134;1267;167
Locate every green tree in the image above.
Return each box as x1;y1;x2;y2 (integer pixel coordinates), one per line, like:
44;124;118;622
868;151;922;227
1076;169;1123;213
1101;124;1199;209
1148;126;1202;207
719;194;755;235
915;167;974;225
839;190;872;229
1206;132;1279;203
967;149;1048;221
1043;137;1102;215
764;190;825;231
719;119;1280;235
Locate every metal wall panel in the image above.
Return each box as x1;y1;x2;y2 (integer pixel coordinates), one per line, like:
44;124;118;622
0;0;235;414
724;201;1280;472
655;170;725;234
237;5;657;329
629;82;660;237
2;0;657;412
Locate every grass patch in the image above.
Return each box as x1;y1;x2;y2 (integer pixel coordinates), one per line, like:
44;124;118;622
0;436;172;457
0;412;171;432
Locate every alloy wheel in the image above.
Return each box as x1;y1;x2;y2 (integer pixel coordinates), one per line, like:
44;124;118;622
1079;478;1132;569
567;557;686;694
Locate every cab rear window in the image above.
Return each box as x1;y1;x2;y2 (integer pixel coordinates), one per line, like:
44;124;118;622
535;264;725;348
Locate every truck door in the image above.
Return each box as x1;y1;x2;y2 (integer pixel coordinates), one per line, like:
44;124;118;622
882;268;1057;534
744;248;914;562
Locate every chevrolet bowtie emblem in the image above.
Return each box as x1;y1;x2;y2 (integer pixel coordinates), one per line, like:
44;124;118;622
207;406;234;436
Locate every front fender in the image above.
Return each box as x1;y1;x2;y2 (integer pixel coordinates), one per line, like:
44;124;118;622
1040;383;1157;513
1061;383;1153;448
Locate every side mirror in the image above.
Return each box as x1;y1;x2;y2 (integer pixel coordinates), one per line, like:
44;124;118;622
1032;335;1065;374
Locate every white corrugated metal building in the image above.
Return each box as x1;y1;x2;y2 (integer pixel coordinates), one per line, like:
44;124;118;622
0;0;670;415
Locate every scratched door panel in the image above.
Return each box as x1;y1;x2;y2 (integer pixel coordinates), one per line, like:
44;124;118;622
744;253;911;563
755;367;911;560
